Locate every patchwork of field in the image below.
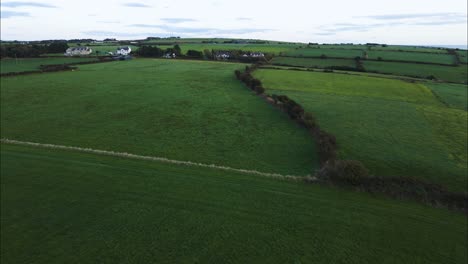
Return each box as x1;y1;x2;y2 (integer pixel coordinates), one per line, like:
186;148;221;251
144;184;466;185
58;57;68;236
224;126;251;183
1;144;466;264
0;59;318;175
367;50;455;64
283;48;363;58
271;57;356;68
363;61;468;83
178;43;299;54
0;57;99;73
254;69;467;192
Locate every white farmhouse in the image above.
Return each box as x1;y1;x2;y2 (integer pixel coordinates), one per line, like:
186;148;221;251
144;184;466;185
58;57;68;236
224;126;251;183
116;46;132;56
65;47;93;56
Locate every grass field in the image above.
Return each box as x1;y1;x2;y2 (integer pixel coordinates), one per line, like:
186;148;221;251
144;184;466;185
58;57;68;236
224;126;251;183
1;143;466;264
253;69;467;192
271;57;356;68
0;57;99;73
0;59;318;175
177;43;299;55
310;44;449;53
363;61;468;83
283;48;364;58
367;50;455;65
426;83;468;110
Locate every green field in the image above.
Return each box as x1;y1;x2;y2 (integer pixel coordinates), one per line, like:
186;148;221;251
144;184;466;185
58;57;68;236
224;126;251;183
283;48;364;58
310;44;449;54
367;50;455;65
178;43;299;55
254;69;467;192
1;143;466;264
0;59;318;175
426;83;468;110
363;61;468;83
0;57;99;73
271;57;356;68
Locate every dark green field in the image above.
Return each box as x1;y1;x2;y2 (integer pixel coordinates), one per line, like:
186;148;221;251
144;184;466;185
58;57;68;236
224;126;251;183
283;48;363;58
363;61;468;83
1;144;466;264
254;69;467;192
271;57;356;68
0;57;99;73
367;50;455;65
1;59;318;175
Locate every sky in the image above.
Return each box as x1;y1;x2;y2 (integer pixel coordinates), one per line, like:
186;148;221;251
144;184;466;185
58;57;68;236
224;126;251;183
1;0;467;45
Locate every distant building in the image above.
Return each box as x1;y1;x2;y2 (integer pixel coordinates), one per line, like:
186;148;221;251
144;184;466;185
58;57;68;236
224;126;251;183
214;51;231;59
163;53;176;59
116;46;132;56
65;47;92;56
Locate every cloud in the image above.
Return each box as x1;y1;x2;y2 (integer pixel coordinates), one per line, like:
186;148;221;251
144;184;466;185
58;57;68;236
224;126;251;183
161;18;197;23
1;1;57;8
123;2;151;8
1;10;30;18
236;17;252;21
129;24;272;35
360;12;465;20
317;13;467;35
82;30;159;38
98;20;121;24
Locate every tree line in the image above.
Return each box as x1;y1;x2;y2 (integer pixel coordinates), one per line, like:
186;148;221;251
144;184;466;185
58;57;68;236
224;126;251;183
1;42;70;58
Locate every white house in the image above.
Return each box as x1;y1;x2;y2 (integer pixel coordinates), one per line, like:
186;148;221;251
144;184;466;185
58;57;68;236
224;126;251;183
116;46;132;56
65;47;93;56
163;53;176;59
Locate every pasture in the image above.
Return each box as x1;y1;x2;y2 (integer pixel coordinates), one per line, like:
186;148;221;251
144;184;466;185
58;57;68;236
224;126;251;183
178;43;299;55
363;61;468;83
426;83;468;110
1;143;466;264
0;57;99;73
253;69;467;192
271;57;356;68
0;59;318;175
283;47;363;58
367;50;456;64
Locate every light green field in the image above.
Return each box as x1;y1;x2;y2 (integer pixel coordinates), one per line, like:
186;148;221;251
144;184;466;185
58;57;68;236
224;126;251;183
254;69;468;192
363;61;468;83
1;143;466;264
0;57;98;73
367;50;455;64
1;59;318;175
271;57;356;68
425;83;468;110
283;48;364;58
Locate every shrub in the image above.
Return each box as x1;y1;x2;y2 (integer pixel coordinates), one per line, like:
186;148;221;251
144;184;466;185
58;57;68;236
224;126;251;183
317;160;369;186
255;86;265;94
234;70;241;79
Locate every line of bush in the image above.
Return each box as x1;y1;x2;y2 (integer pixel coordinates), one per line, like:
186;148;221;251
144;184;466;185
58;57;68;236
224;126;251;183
312;160;467;212
234;64;467;212
234;64;265;94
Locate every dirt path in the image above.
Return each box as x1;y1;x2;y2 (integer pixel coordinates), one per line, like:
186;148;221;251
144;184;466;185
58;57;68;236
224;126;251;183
1;138;310;181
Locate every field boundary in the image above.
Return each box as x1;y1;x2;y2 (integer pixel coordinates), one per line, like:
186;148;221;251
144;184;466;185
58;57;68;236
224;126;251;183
0;138;307;181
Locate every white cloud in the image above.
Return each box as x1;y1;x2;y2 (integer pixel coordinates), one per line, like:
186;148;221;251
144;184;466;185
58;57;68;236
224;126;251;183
0;0;466;45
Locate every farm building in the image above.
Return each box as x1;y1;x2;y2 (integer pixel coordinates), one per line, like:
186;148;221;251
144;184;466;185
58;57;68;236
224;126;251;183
116;46;132;56
163;53;176;59
214;51;231;59
64;47;93;56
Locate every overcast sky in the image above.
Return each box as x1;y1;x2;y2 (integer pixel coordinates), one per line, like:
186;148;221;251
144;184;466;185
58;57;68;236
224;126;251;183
1;0;467;45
